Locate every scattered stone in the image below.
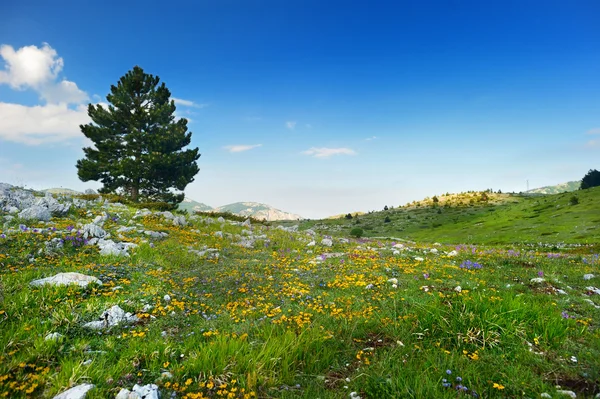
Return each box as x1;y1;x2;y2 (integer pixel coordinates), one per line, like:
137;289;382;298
430;248;438;254
97;239;136;257
82;359;92;366
115;384;160;399
540;393;552;398
447;250;458;257
52;384;95;399
19;206;51;221
31;273;102;288
530;277;546;285
556;390;577;398
583;274;595;280
586;287;600;295
414;257;424;262
242;219;251;227
365;284;374;290
45;332;64;341
454;286;462;293
387;278;398;285
83;305;138;330
160;211;175;220
81;223;107;239
321;238;333;247
44;237;65;255
144;231;168;239
173;215;187;226
214;231;223;238
217;216;225;223
339;238;350;244
164;295;171;302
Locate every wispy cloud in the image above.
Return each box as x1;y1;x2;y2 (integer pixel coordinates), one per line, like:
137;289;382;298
286;121;297;130
223;144;262;153
586;128;600;135
365;136;377;141
585;139;600;148
302;147;356;158
172;97;208;108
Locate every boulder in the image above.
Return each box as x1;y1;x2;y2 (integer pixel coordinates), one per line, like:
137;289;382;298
321;238;333;247
115;384;160;399
30;273;102;288
97;239;137;257
173;215;187;226
45;332;64;341
53;384;95;399
19;206;51;221
81;223;107;239
83;305;138;330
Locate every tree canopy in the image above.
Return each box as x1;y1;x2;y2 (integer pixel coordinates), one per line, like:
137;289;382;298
76;66;200;205
580;169;600;190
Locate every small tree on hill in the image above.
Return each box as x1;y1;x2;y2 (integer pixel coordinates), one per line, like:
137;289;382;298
345;213;353;220
580;169;600;189
76;66;200;205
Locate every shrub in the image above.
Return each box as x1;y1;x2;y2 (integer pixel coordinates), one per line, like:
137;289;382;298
432;196;439;203
350;228;364;238
569;196;579;205
384;216;391;223
345;213;353;219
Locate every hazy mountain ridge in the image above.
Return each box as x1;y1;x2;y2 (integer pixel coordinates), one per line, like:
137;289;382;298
214;202;302;221
526;181;580;194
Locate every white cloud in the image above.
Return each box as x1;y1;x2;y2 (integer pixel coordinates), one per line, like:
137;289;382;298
223;144;262;153
286;121;296;130
172;97;208;108
365;136;377;141
0;43;88;105
302;147;356;158
0;102;89;145
587;128;600;135
585;139;600;148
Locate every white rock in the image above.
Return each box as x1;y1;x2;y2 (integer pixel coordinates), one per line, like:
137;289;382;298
217;216;225;223
164;295;171;302
81;223;107;239
242;219;251;227
586;286;600;295
392;243;404;249
53;384;95;399
447;250;458;257
45;332;64;341
31;273;102;288
132;384;160;399
415;257;424;262
19;206;51;221
83;305;138;330
530;277;546;284
392;250;400;255
387;278;398;285
365;284;374;290
307;241;316;247
430;248;438;254
339;238;350;244
583;274;595;280
454;286;462;293
173;215;187;226
541;394;552;399
321;238;333;247
556;390;577;398
215;231;223;238
97;239;136;257
115;389;139;399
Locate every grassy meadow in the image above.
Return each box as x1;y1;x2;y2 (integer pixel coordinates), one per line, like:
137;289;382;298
290;188;600;246
1;190;600;398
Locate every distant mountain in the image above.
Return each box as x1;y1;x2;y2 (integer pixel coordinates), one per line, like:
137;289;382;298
177;197;214;213
526;181;580;194
43;188;82;195
213;202;302;221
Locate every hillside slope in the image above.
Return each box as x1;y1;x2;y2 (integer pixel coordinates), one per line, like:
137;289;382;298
526;181;580;194
292;189;600;245
214;202;302;221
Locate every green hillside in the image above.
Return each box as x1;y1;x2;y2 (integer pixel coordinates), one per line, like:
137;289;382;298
176;198;213;213
526;181;580;194
292;188;600;245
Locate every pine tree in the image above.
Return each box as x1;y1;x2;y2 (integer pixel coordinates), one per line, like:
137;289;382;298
580;169;600;189
76;66;200;205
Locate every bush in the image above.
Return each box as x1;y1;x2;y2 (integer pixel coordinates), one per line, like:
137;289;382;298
345;213;353;219
432;196;439;203
133;202;177;211
569;196;579;205
350;228;364;238
384;216;391;223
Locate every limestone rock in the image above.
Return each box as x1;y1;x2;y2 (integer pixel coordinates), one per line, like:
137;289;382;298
19;206;51;221
31;273;102;288
321;238;333;247
53;384;95;399
83;305;138;330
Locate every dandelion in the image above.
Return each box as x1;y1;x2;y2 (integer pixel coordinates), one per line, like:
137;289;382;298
492;382;504;390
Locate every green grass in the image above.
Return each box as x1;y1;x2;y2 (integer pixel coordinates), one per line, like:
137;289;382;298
288;187;600;246
1;194;600;398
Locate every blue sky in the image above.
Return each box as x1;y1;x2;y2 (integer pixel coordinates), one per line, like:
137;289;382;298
1;0;599;218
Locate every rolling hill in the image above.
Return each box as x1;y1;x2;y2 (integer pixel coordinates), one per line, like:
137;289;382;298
525;181;580;194
213;202;302;221
284;188;600;245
